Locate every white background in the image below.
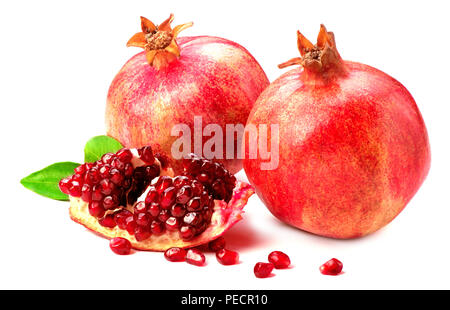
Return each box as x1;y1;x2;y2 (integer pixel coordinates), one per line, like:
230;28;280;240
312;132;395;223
1;0;449;289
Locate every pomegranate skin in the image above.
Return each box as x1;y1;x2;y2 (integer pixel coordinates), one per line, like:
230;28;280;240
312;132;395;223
243;60;430;239
106;36;269;174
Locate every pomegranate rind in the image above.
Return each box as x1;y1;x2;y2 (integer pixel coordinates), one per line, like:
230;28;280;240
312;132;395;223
69;181;254;251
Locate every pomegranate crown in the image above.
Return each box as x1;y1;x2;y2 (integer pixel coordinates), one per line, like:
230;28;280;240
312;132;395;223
127;14;193;69
279;24;345;75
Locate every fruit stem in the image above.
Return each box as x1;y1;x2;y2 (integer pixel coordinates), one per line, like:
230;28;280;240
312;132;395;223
127;14;193;70
279;24;347;80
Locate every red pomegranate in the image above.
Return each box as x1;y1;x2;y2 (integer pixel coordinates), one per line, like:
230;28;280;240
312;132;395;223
106;15;269;174
243;25;430;239
61;145;255;251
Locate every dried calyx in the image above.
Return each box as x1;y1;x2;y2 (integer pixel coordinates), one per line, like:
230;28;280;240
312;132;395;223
127;14;193;69
278;24;347;78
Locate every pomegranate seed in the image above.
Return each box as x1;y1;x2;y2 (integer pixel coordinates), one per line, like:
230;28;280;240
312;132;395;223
91;185;103;201
160;186;177;209
209;237;226;252
254;262;274;278
134;225;151;241
319;258;343;276
164;247;186;262
165;217;181;231
123;164;133;178
87;167;101;184
216;249;239;265
173;176;191;188
99;164;111;179
183;212;202;226
125;216;136;235
135;212;151;227
134;201;147;213
74;164;86;175
88;201;105;218
99;214;116;228
109;168;124;185
150;220;165;235
111;158;125;171
138;146;154;164
99;178;115;195
148;202;161;217
155;176;172;192
116;148;133;163
145;188;159;204
114;210;132;229
158;209;170;222
68;180;82;197
170;203;186;218
103;195;119;210
59;178;71;194
176;185;193;204
109;237;132;255
268;251;291;269
186;249;206;266
101;153;115;164
186;197;201;211
179;225;196;240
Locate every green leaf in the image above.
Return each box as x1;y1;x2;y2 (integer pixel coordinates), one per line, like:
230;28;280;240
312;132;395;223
84;135;124;163
20;162;81;201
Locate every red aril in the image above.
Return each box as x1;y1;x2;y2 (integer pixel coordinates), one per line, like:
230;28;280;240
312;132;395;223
243;25;430;239
164;247;187;262
208;237;226;252
268;251;291;269
254;262;274;278
319;258;343;276
186;248;206;266
216;249;239;265
109;237;132;255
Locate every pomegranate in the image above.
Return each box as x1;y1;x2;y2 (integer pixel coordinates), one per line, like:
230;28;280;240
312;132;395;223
106;15;269;174
62;146;255;251
243;25;431;238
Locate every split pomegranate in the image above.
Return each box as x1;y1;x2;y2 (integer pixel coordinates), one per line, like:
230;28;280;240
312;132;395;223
216;249;239;265
109;237;132;255
243;25;431;238
106;15;269;174
62;146;255;251
319;258;343;276
268;251;291;269
254;262;274;278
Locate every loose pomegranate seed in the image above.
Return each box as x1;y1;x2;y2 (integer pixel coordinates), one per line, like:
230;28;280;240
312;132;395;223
209;237;226;251
319;258;343;276
254;262;274;278
186;248;206;266
216;249;239;265
268;251;291;269
109;237;132;255
164;247;187;262
99;214;116;228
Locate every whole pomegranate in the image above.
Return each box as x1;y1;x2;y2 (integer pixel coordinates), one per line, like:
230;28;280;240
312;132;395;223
243;25;430;239
106;15;269;174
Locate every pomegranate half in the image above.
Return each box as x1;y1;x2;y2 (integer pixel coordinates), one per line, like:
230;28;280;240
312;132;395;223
61;146;254;251
106;15;269;174
243;25;430;239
